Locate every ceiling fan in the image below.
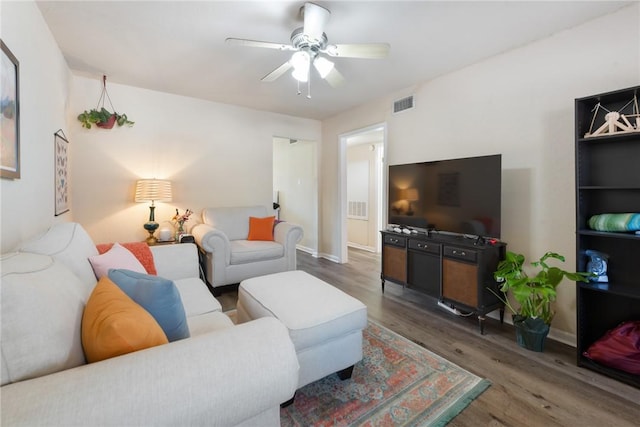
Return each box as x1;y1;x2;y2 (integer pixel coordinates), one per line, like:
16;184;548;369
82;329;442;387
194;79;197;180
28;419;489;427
226;2;390;97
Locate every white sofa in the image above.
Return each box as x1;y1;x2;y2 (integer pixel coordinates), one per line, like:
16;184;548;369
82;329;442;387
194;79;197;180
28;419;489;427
192;206;303;292
1;222;299;427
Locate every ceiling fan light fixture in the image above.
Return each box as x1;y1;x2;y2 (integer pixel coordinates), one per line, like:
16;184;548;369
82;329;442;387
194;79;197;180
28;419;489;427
313;56;334;78
290;51;310;82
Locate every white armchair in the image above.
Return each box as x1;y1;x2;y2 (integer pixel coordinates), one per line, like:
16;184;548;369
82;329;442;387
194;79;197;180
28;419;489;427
192;206;303;293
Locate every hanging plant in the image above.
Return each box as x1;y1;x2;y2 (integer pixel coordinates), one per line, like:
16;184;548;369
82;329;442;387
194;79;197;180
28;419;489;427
77;75;134;129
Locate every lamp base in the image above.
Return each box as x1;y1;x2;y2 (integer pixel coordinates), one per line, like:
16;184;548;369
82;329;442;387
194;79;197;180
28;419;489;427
144;221;159;246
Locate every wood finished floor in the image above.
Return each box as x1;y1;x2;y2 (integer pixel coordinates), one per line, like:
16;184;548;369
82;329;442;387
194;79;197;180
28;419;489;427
216;248;640;426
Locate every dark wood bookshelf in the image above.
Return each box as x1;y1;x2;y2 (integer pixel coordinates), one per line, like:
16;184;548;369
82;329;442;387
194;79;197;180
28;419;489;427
575;85;640;389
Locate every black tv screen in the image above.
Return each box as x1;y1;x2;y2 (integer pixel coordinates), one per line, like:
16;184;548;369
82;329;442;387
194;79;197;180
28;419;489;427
388;154;501;238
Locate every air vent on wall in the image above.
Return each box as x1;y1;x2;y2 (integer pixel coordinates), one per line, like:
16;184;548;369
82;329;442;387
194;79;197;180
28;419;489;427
393;95;414;114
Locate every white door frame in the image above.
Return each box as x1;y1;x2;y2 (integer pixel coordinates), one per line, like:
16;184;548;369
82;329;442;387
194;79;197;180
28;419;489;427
339;122;388;264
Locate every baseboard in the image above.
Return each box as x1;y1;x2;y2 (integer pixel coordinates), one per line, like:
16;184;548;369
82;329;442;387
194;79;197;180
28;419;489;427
296;245;318;257
347;242;377;253
318;252;341;263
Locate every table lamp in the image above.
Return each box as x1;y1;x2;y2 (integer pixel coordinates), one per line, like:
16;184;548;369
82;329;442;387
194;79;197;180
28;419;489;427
400;188;419;216
135;179;172;245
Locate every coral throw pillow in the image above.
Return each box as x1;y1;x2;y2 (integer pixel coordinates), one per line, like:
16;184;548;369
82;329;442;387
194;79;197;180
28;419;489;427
247;216;276;241
81;276;168;363
89;242;147;280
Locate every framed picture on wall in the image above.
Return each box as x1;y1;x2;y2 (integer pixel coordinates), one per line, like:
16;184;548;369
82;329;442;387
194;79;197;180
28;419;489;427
1;39;20;179
54;130;69;216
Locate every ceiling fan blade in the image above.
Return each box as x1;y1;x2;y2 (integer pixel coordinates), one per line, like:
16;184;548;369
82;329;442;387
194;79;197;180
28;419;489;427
321;66;345;88
261;61;293;82
226;38;294;51
303;2;330;42
324;43;390;59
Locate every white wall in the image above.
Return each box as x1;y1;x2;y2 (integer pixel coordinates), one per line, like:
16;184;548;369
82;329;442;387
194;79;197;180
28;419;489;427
347;142;381;251
68;76;321;244
320;5;640;340
0;1;72;252
273;137;318;254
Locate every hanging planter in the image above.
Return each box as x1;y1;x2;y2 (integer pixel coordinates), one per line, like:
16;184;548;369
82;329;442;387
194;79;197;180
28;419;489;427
77;75;134;129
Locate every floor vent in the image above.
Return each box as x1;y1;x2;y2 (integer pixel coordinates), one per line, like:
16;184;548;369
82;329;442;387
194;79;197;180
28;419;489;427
393;96;414;114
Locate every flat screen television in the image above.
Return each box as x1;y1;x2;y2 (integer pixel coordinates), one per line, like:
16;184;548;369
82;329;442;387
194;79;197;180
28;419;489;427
388;154;501;238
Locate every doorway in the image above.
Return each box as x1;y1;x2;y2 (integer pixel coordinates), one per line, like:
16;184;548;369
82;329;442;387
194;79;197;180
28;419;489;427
339;124;387;263
273;136;318;256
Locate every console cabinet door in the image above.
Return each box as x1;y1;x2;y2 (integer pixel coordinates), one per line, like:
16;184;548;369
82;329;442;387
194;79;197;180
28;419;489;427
442;257;478;308
382;245;407;284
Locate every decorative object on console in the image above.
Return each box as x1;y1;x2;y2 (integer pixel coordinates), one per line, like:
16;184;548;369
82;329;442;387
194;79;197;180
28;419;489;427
492;251;592;352
135;179;173;245
172;208;192;241
77;75;134;129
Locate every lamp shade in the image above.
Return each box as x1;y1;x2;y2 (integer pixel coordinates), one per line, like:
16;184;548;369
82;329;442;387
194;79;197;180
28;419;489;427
135;179;173;203
400;188;419;201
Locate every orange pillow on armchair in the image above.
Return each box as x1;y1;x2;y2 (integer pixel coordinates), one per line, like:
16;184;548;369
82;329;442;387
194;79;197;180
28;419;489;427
247;216;275;241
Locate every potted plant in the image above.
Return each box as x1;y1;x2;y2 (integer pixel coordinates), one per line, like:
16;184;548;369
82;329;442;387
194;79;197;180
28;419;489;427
77;75;134;130
77;107;134;129
492;251;592;352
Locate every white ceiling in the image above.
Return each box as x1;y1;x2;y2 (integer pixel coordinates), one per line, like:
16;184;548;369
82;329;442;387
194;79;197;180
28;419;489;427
37;1;631;120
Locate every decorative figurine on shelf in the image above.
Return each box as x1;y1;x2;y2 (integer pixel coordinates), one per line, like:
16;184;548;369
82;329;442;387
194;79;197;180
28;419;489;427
584;95;640;138
172;208;193;241
585;249;609;283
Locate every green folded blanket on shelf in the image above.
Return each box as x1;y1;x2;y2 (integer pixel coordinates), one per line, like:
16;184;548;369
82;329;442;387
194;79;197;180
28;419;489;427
588;213;640;232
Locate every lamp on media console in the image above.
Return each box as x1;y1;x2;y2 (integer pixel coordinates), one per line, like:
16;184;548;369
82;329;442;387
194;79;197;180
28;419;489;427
135;179;172;245
400;188;419;216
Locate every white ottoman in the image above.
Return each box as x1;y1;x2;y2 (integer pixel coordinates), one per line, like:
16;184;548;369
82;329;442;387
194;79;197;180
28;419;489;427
237;270;368;390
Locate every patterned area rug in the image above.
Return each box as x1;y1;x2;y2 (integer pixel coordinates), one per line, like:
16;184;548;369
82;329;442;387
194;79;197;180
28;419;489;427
281;320;490;426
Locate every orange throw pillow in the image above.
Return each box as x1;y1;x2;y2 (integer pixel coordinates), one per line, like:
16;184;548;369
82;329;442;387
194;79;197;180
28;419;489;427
82;277;168;363
247;216;275;241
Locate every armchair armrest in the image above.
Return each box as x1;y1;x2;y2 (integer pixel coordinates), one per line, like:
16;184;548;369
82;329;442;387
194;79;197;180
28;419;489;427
274;222;303;270
1;318;299;427
192;224;230;262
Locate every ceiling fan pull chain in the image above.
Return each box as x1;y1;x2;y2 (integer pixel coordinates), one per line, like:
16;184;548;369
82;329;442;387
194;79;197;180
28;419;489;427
307;75;311;99
297;79;301;96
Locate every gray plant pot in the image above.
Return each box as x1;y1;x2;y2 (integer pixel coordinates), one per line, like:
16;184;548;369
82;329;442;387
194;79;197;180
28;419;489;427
513;315;550;352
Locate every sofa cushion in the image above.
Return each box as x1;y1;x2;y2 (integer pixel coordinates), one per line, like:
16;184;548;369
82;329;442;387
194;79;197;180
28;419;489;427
229;240;284;265
89;243;146;279
173;277;223;317
248;216;276;241
1;252;87;386
18;222;98;300
82;276;168;363
187;311;235;336
97;242;157;275
202;206;268;241
108;269;190;342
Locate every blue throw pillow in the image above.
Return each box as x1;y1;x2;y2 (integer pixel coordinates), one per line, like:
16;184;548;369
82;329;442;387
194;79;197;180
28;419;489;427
107;269;190;342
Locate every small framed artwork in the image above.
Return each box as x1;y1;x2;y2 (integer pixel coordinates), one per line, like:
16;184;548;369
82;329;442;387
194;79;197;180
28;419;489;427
1;39;20;179
54;130;69;216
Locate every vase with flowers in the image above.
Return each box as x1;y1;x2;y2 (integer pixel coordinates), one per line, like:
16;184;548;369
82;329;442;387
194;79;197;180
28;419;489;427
172;208;193;241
